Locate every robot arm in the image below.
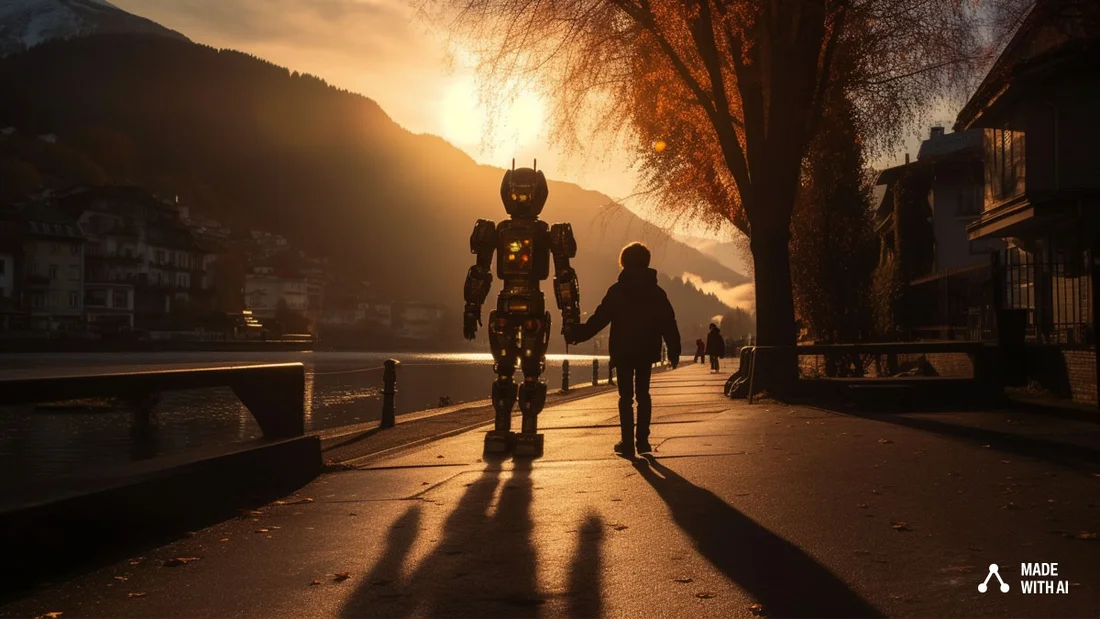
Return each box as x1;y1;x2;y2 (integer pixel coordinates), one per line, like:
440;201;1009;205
463;219;496;340
549;223;581;336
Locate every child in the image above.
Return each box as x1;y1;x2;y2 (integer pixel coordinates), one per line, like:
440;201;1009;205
566;242;680;458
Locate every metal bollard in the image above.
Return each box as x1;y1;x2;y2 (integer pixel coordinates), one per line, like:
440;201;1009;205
381;358;399;428
561;359;570;392
592;359;599;386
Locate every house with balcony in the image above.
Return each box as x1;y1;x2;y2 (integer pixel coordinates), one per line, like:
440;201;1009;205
7;203;86;332
873;126;1005;339
59;186;212;330
955;0;1100;402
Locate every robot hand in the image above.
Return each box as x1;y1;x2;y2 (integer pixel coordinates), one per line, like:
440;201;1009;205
463;310;481;340
562;323;580;346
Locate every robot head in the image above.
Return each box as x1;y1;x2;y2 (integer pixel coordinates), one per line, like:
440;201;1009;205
500;162;548;218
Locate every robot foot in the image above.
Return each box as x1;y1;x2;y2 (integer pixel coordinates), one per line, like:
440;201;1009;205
513;433;544;458
484;430;515;456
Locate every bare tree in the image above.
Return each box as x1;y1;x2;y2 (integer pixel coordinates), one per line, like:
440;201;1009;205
429;0;992;385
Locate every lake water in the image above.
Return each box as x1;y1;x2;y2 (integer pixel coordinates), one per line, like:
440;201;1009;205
0;351;609;492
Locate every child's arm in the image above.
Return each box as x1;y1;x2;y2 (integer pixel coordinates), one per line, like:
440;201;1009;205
568;288;614;344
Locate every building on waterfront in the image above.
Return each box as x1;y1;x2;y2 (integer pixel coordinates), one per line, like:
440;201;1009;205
393;302;446;341
244;273;309;319
57;186;212;332
8;203;86;332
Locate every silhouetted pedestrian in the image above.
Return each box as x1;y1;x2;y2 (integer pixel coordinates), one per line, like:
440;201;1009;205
693;338;705;363
705;323;725;373
567;242;680;459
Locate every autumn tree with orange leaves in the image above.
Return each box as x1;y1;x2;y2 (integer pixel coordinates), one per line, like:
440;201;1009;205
433;0;991;387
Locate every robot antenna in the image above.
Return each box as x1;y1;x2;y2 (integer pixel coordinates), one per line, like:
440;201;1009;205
512;158;515;171
533;159;537;172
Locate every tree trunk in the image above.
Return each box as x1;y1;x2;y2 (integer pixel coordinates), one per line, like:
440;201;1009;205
749;223;799;395
750;228;797;347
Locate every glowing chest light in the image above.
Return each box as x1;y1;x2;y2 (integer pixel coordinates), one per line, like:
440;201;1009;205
506;237;533;267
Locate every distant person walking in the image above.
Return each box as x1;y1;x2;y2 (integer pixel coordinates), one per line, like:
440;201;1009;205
567;242;681;459
693;338;705;363
705;323;725;373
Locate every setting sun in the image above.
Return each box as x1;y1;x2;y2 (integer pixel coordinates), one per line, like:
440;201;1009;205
439;75;546;155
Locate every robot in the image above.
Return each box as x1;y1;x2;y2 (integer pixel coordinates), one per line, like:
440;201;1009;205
463;161;581;456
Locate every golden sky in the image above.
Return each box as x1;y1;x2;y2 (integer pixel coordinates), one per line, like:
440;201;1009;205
111;0;950;245
112;1;669;220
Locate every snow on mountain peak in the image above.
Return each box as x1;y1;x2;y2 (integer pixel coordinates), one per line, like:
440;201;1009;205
0;0;185;57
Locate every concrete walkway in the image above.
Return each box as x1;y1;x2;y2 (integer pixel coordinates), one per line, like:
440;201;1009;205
4;363;1100;618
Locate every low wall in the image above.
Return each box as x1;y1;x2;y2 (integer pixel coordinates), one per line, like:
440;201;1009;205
1025;346;1097;406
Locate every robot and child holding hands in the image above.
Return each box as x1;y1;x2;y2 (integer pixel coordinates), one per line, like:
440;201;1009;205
462;161;681;459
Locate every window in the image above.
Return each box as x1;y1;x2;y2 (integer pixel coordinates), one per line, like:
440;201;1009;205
48;264;58;280
50;243;60;255
48;291;59;307
86;289;108;307
69;291;79;308
70;244;80;256
26;262;37;276
69;265;80;280
113;291;128;308
32;293;45;308
155;250;165;264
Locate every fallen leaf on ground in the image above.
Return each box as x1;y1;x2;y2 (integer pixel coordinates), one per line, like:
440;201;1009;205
309;580;321;587
334;572;351;582
982;444;991;448
163;557;200;567
871;489;882;495
114;576;128;582
749;603;766;616
219;538;229;543
128;558;143;566
878;438;894;444
695;592;716;599
1074;531;1097;540
127;592;147;599
611;524;628;531
1000;460;1012;464
436;455;444;459
891;522;911;532
275;498;313;506
36;613;62;619
255;529;269;534
857;504;868;509
673;576;693;583
421;482;429;486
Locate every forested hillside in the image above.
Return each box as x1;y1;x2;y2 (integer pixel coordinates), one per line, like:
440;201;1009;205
0;34;745;343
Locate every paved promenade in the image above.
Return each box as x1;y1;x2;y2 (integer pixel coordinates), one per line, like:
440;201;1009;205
4;363;1100;618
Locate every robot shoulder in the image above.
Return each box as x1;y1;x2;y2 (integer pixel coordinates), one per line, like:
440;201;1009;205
469;219;497;254
549;223;577;258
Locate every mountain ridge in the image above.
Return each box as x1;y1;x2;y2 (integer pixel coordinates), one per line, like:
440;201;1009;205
0;33;746;342
0;0;187;57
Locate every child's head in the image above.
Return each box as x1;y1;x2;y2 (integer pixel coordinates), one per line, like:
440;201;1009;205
619;242;651;270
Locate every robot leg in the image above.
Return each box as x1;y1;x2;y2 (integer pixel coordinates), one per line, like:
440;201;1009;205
514;312;550;457
486;310;519;454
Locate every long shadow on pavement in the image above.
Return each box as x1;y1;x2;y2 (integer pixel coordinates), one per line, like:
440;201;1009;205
636;456;881;618
342;459;541;618
834;410;1100;474
567;513;604;618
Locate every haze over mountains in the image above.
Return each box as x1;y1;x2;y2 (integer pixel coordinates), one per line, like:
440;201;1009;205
0;10;751;342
